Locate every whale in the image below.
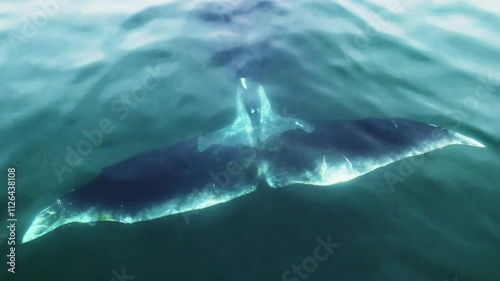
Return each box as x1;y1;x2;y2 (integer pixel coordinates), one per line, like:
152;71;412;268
22;78;484;243
22;1;485;243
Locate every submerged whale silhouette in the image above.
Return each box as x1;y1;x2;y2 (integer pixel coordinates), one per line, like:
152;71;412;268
22;78;484;243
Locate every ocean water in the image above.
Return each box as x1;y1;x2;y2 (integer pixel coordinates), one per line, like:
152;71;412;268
1;0;499;280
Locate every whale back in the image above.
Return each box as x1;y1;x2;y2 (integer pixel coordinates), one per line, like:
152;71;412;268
261;118;484;188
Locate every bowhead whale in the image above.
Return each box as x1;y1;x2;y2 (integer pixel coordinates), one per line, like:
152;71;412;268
22;78;483;243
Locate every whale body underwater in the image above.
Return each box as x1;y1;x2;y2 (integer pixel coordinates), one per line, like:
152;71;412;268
22;78;484;243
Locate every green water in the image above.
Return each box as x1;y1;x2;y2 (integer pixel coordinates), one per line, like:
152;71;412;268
1;0;499;280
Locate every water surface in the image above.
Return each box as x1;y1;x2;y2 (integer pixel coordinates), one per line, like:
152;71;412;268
0;0;499;280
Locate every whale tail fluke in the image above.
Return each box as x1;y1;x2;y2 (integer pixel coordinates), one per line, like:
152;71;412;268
198;79;313;151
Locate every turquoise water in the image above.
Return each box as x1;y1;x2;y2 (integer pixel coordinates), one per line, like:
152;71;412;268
1;0;499;280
